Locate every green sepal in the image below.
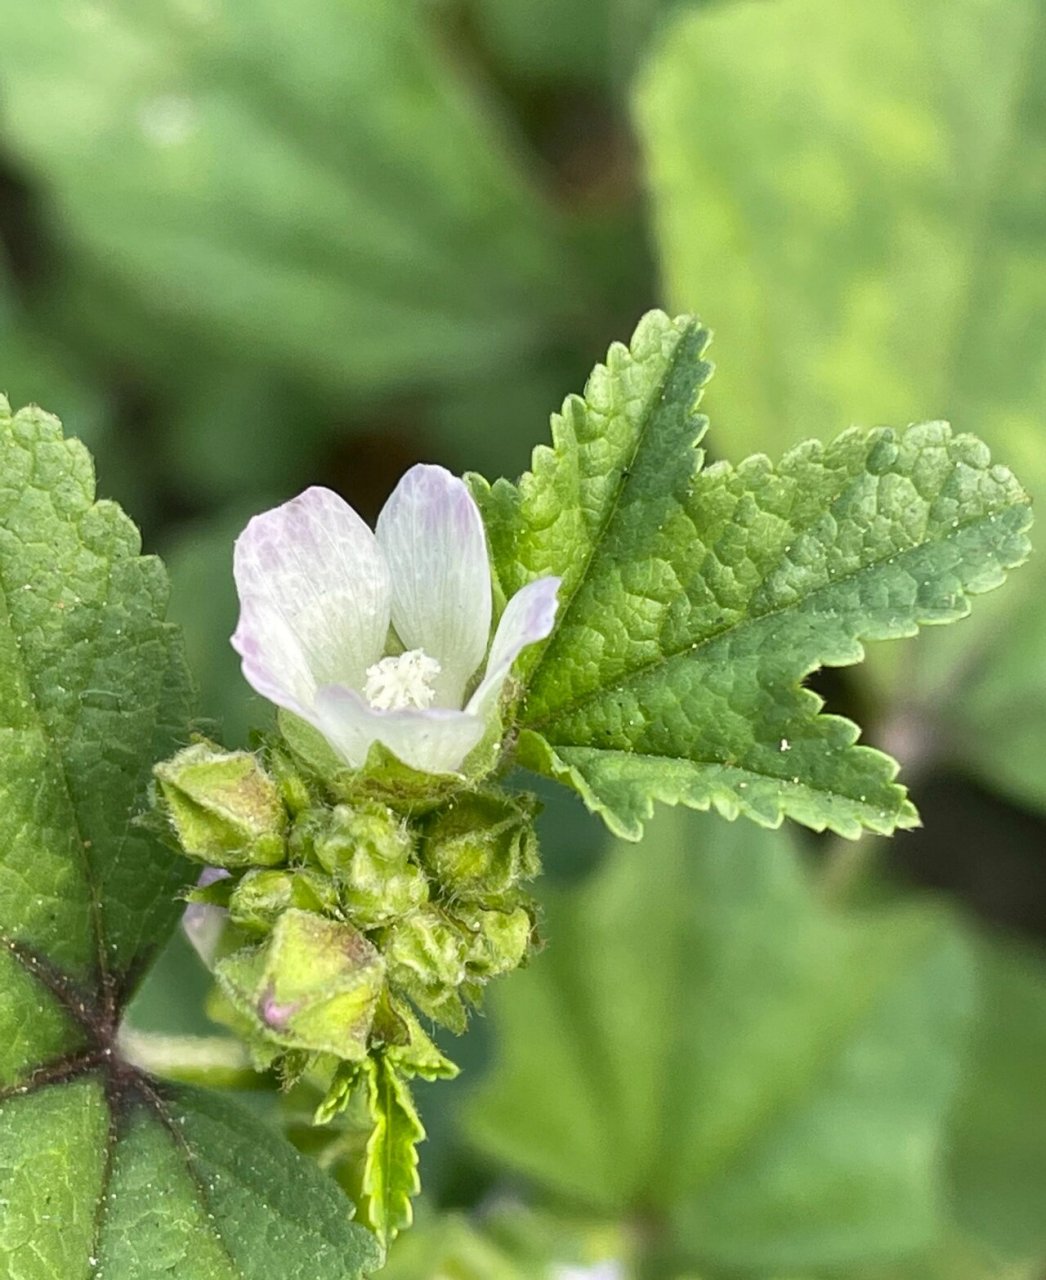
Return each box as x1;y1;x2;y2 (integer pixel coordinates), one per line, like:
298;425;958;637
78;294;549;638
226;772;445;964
154;740;287;867
216;909;385;1060
421;789;541;905
276;710;464;811
314;1061;367;1127
385;1001;460;1083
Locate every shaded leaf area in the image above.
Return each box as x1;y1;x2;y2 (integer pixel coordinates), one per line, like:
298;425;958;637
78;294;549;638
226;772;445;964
0;0;574;402
0;402;378;1277
474;312;1031;840
947;937;1046;1262
465;810;974;1274
635;0;1046;812
464;0;682;92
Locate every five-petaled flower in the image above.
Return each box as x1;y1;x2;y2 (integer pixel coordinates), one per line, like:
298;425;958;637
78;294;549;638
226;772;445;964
232;465;560;775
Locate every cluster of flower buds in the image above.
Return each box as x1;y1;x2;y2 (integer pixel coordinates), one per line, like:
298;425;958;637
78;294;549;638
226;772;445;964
153;738;541;1092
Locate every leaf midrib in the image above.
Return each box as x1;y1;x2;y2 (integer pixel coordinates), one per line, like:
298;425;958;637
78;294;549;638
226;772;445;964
517;316;709;703
524;486;1030;736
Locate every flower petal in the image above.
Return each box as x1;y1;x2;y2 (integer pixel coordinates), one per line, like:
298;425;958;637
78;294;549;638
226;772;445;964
232;486;391;713
312;684;486;775
467;576;561;719
182;868;231;970
375;464;492;708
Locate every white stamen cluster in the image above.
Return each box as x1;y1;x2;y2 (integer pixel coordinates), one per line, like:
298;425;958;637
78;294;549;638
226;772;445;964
364;649;442;711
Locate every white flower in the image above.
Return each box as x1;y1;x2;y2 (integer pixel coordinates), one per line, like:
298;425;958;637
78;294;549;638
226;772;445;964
231;464;560;775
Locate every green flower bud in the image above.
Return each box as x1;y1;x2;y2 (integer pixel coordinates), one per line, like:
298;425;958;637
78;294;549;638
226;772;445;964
421;791;540;904
266;747;313;816
228;867;339;934
313;803;428;927
384;906;468;1031
154;741;286;868
216;909;385;1060
454;903;533;981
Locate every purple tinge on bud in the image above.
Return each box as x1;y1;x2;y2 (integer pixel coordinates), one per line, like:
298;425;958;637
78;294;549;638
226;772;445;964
259;986;302;1031
182;867;231;969
231;464;561;776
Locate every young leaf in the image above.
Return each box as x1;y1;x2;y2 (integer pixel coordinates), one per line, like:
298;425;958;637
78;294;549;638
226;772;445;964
0;400;379;1277
465;810;974;1273
360;1055;425;1246
474;312;1032;839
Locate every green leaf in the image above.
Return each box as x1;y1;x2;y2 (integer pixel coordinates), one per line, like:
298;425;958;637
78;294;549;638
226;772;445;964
360;1056;425;1247
465;810;975;1272
475;311;1031;839
946;936;1046;1261
0;399;379;1277
0;0;576;400
635;0;1046;811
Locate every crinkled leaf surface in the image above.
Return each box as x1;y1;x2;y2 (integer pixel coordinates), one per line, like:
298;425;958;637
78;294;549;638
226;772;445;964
473;311;1031;839
465;810;974;1272
635;0;1046;810
0;401;380;1278
0;0;572;399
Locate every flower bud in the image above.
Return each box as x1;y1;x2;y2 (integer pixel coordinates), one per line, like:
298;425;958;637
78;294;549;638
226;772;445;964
454;903;534;981
384;906;468;1031
421;791;540;904
216;909;385;1060
312;802;428;927
154;741;286;868
228;867;339;934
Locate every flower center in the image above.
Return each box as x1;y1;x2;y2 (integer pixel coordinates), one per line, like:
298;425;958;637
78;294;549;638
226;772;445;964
364;649;442;711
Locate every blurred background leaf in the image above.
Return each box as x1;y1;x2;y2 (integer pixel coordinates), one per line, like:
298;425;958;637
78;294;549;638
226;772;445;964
466;811;974;1274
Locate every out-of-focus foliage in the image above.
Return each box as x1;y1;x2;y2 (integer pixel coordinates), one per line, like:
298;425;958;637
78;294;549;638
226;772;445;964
1;0;1045;1277
0;0;576;399
467;810;974;1273
636;0;1046;812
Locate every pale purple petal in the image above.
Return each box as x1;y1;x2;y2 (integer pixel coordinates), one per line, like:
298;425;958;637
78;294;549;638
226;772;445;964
312;684;486;775
182;867;231;970
232;486;392;713
466;576;561;719
375;465;492;708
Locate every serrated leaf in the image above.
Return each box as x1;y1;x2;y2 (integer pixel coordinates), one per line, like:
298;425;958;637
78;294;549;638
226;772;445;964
475;312;1031;839
635;0;1046;812
360;1056;425;1247
465;810;974;1272
0;400;378;1277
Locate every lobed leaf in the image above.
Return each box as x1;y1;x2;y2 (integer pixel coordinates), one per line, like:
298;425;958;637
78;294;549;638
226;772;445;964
476;312;1032;839
0;400;379;1277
